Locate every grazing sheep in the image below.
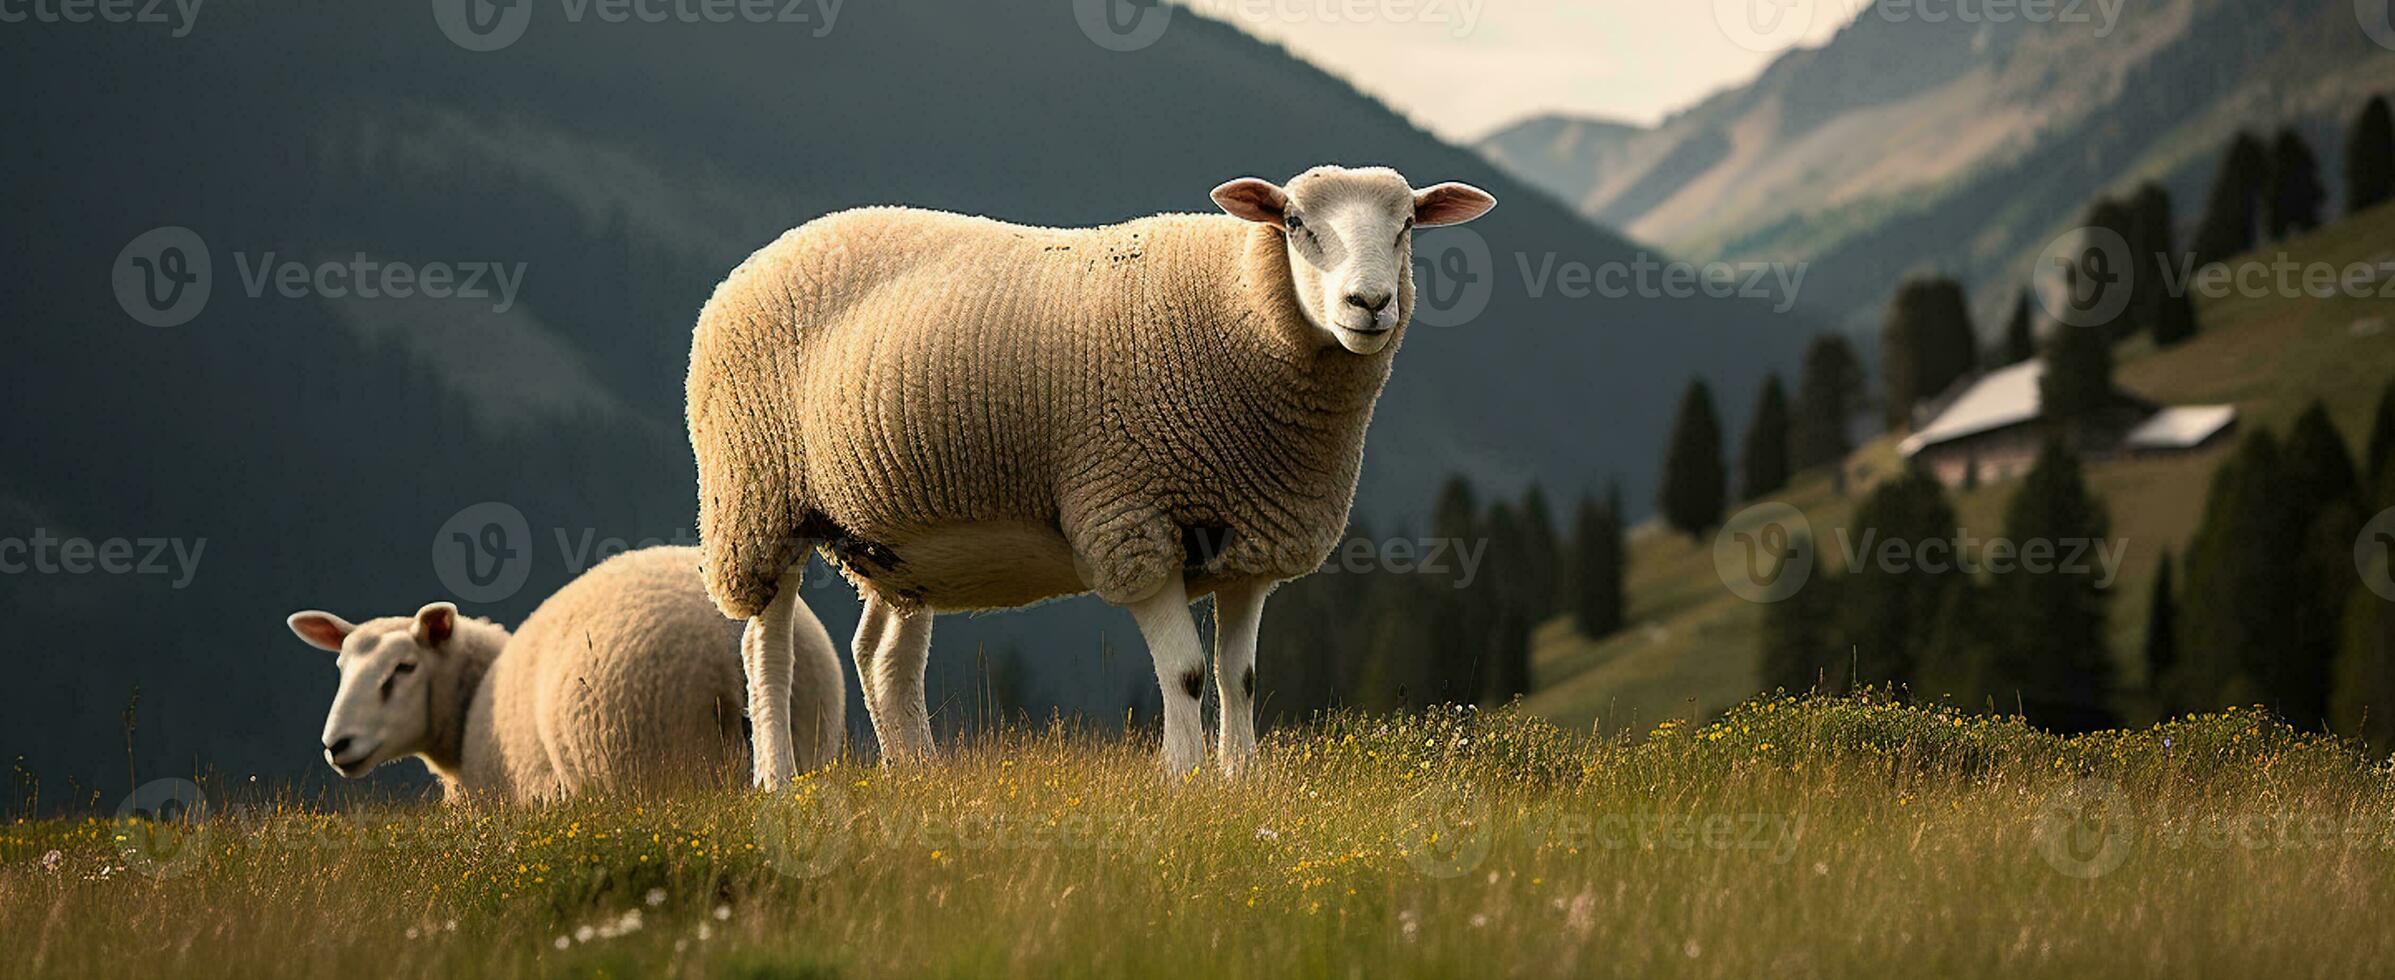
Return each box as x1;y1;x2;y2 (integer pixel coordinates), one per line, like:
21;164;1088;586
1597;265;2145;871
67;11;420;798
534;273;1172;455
687;165;1494;785
285;546;844;803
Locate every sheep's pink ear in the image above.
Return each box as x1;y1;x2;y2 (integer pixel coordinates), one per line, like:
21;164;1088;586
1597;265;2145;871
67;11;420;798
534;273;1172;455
287;611;354;653
411;602;458;648
1211;178;1289;227
1413;182;1496;226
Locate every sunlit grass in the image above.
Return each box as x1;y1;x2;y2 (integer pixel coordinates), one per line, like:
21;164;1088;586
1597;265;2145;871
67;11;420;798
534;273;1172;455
5;696;2392;978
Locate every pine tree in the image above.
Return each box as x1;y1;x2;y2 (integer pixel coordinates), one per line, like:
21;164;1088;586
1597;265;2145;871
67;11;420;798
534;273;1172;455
1657;378;1727;538
2265;128;2326;240
1759;554;1841;694
2129;183;2199;347
1598;482;1627;632
2078;197;2142;342
2330;582;2395;751
1792;334;1863;474
2145;550;2178;715
2283;400;2359;516
1565;493;1614;638
1836;467;1965;690
1979;440;2118;732
2176;431;2301;718
2280;403;2361;732
1426;478;1488;705
1518;484;1561;619
2367;378;2395;486
1740;373;1792;501
2000;290;2037;366
2192;131;2268;266
1481;501;1534;704
2349;95;2395;217
1881;278;1978;429
2038;312;2114;436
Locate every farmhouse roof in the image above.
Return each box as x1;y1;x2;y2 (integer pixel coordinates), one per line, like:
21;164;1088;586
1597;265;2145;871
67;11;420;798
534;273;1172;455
1898;360;2045;456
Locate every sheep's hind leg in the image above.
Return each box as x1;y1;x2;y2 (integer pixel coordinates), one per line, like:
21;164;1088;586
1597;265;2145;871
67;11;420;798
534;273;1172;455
742;565;810;789
855;591;935;763
1212;580;1270;776
1125;575;1207;781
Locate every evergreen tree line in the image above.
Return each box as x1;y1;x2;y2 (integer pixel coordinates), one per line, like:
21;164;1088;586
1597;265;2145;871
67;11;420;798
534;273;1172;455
1758;439;2121;733
2192;95;2393;268
1873;92;2395;434
1656;334;1865;538
2156;387;2395;744
1251;477;1629;722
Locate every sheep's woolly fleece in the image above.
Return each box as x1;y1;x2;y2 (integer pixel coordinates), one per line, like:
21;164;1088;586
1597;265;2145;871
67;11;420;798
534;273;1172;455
688;194;1406;616
370;547;839;803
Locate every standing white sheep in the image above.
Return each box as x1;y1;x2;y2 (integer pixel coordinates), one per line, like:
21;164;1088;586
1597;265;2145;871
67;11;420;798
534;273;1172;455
687;165;1494;785
285;546;844;803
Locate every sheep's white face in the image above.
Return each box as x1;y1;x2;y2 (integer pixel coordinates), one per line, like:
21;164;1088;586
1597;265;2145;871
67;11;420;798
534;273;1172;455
1212;166;1495;354
286;605;455;778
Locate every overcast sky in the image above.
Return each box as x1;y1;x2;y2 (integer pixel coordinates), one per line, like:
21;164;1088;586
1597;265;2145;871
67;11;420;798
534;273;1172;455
1198;0;1862;141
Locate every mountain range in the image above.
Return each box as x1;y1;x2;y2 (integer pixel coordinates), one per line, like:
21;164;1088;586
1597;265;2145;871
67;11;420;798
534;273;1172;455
1478;0;2395;334
0;1;1810;800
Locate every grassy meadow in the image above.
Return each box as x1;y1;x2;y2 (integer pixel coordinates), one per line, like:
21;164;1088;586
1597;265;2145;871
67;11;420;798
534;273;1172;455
7;697;2394;978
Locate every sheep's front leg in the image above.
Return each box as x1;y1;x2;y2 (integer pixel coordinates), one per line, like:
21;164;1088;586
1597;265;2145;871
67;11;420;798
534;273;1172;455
854;591;935;763
1213;580;1269;775
1125;575;1207;780
742;567;810;789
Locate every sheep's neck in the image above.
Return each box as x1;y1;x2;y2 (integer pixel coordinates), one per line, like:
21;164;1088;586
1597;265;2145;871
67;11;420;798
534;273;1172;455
417;621;504;795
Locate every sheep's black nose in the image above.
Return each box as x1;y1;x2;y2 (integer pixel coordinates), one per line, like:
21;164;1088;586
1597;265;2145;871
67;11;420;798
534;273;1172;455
325;736;354;758
1345;291;1392;313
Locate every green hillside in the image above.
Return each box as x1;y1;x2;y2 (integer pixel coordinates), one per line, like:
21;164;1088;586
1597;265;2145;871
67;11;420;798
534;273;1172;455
1526;203;2395;733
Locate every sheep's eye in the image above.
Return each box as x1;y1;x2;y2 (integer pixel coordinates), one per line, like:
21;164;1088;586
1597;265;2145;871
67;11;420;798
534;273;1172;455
394;662;417;675
1284;214;1305;233
1396;219;1413;245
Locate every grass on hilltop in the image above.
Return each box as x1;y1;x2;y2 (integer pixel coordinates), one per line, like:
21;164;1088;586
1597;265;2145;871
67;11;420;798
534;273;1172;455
5;696;2394;978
